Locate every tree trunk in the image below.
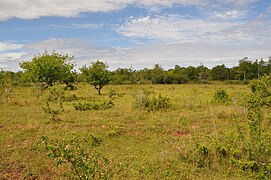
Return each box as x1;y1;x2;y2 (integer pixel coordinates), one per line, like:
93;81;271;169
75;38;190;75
95;85;102;95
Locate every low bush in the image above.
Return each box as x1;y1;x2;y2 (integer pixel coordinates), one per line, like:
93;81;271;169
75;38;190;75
133;91;171;112
40;135;111;179
213;88;231;104
41;101;64;121
47;86;65;101
73;100;114;111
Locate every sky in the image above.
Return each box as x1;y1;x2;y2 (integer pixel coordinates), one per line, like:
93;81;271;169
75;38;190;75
0;0;271;71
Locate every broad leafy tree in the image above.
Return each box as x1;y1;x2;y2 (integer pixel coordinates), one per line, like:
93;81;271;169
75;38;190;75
20;51;75;87
111;68;136;84
237;57;257;80
185;66;198;81
80;60;110;95
211;64;229;80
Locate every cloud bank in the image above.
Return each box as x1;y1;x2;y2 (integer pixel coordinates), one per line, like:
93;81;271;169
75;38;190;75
0;0;258;21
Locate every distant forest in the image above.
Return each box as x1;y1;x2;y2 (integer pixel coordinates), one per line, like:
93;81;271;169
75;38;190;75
1;56;271;86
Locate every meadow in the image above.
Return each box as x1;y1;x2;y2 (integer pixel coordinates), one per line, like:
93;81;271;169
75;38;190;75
1;82;270;179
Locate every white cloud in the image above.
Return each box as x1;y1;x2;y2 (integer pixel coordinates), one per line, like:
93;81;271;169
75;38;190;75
49;23;103;29
0;0;259;21
0;52;27;71
0;42;27;70
0;42;24;52
0;0;204;21
21;39;126;70
117;15;243;43
10;38;271;71
213;10;247;19
218;0;259;6
1;37;270;71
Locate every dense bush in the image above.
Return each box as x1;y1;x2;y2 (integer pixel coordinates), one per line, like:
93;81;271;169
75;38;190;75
73;100;114;111
134;91;171;112
213;88;231;104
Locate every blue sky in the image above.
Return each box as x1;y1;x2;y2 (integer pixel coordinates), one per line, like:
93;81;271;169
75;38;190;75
0;0;271;71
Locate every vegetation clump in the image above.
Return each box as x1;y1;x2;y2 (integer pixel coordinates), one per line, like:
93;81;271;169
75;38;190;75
41;101;64;121
41;135;111;179
134;91;171;112
213;88;231;104
73;100;114;111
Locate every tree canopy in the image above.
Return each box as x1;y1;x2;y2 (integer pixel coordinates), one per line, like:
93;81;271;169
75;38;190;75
20;51;75;87
80;60;110;95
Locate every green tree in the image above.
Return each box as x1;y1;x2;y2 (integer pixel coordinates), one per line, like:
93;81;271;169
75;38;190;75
111;68;136;84
237;57;257;80
211;64;229;80
185;66;198;81
151;64;164;84
196;64;210;81
137;68;152;82
20;51;75;87
80;60;110;95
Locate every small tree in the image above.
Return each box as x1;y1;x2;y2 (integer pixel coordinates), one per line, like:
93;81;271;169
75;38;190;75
80;60;110;95
20;51;75;87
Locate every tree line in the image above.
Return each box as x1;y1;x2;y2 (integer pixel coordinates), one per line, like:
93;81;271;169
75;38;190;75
1;51;271;91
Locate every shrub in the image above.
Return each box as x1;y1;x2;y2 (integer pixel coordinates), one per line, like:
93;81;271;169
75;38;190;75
32;84;47;99
41;101;64;121
213;88;231;104
250;75;271;106
133;91;171;112
73;100;114;111
47;86;65;101
108;88;117;99
40;135;111;179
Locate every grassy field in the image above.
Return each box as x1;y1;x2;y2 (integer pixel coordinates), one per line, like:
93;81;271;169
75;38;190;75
0;82;269;179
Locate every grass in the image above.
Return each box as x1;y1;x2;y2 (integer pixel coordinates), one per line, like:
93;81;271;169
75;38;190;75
0;82;265;179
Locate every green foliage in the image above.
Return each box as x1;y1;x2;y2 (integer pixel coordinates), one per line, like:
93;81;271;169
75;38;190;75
108;88;117;99
20;51;75;86
73;100;114;111
41;101;64;121
250;75;271;106
111;68;136;84
195;144;210;168
80;60;110;95
0;70;24;86
41;135;111;179
213;88;231;104
196;144;209;156
211;64;230;80
47;86;65;101
133;91;171;112
32;84;47;99
238;58;257;81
